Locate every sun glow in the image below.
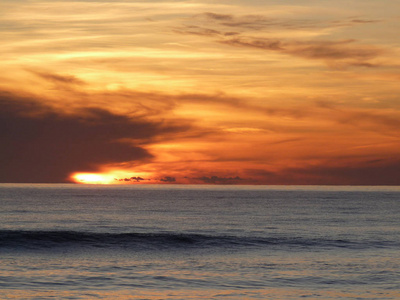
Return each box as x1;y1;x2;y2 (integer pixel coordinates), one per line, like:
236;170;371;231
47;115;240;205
70;170;154;184
71;173;116;184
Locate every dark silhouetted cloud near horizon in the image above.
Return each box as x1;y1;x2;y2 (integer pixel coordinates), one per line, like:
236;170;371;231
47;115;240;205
0;91;185;183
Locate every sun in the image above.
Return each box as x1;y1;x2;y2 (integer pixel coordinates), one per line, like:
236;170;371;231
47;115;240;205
71;173;116;184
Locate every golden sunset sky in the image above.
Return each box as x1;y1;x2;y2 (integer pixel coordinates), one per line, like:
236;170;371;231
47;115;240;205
1;0;400;184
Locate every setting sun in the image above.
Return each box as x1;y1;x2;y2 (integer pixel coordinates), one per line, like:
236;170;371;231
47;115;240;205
71;173;116;184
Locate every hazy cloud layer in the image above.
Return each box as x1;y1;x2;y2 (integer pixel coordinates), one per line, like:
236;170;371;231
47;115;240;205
246;159;400;185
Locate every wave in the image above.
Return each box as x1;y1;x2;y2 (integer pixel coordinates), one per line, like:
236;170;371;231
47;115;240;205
0;230;396;251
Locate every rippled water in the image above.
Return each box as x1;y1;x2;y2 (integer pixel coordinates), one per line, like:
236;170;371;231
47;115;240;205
0;184;399;299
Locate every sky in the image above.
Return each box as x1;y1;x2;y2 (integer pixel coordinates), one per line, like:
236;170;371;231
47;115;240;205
1;0;400;185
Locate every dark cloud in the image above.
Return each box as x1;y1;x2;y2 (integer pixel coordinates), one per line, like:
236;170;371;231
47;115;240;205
116;177;146;182
29;70;86;85
159;176;176;182
222;37;283;51
200;12;298;30
173;26;222;37
221;38;382;67
202;12;234;22
131;176;145;182
197;12;378;31
0;91;186;183
173;25;238;37
193;176;243;184
285;40;381;61
351;19;380;24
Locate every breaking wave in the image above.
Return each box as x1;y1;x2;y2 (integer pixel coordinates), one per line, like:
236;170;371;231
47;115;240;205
0;230;396;251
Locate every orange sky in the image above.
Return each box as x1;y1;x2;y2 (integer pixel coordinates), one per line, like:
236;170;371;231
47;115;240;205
1;0;400;185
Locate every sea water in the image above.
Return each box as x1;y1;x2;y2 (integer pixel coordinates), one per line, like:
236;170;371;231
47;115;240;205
0;184;399;299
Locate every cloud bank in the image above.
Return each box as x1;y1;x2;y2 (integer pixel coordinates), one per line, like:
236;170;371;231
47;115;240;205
0;91;186;183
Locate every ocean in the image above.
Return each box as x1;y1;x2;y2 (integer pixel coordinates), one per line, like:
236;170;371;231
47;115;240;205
0;184;399;299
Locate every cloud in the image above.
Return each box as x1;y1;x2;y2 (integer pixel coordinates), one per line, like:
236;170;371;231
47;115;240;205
0;91;187;183
222;37;283;50
173;25;238;37
29;70;86;86
177;12;384;68
202;12;234;22
199;12;310;30
351;19;381;24
314;101;400;134
335;110;400;132
193;176;243;184
221;37;382;68
159;176;176;182
199;12;381;30
285;159;400;185
95;89;400;138
116;177;147;182
285;40;381;61
245;158;400;185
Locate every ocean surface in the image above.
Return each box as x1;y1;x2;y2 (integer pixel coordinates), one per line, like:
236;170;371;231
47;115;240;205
0;184;399;299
